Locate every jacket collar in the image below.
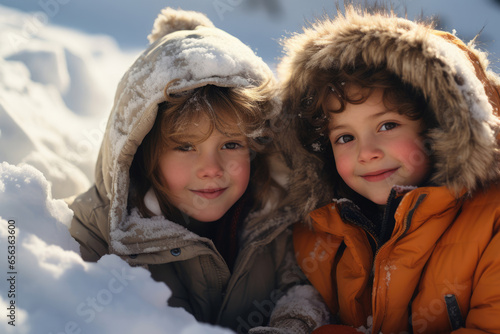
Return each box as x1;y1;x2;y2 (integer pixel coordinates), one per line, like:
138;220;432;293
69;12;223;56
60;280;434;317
309;186;463;238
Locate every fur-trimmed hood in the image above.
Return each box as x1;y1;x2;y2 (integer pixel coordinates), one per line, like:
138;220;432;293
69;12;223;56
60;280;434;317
81;7;280;254
277;5;500;217
68;9;331;330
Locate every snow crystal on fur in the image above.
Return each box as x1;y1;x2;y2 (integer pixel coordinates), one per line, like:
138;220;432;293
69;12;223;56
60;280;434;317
110;208;200;255
392;185;418;194
148;7;215;44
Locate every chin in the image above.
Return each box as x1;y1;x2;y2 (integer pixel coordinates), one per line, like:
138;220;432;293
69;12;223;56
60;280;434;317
192;212;226;223
366;193;391;205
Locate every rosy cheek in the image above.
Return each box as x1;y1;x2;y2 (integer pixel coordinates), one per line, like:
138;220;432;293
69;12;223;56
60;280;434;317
396;141;427;169
226;158;249;178
390;139;430;185
227;159;250;189
160;158;188;190
334;153;352;182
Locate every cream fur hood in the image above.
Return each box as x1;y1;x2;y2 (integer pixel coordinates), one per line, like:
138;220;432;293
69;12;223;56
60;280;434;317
277;6;500;218
88;7;279;254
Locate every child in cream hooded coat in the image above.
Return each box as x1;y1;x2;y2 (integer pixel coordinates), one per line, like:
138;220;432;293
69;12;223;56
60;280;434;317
69;7;329;334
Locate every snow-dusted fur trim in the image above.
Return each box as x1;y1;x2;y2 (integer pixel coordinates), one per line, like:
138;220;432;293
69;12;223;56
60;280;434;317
148;7;215;44
92;6;279;245
278;5;500;208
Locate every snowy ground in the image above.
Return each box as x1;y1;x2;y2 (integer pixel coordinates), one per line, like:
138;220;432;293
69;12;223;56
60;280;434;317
0;163;232;334
0;1;499;333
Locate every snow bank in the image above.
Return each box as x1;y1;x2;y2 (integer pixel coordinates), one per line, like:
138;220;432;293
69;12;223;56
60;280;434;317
0;5;138;199
0;162;233;334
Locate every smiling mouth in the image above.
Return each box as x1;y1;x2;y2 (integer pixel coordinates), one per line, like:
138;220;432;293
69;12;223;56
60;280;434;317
191;188;227;199
361;168;399;182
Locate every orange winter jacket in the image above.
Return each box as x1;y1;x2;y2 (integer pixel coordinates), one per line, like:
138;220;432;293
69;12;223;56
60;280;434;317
276;5;500;334
294;185;500;333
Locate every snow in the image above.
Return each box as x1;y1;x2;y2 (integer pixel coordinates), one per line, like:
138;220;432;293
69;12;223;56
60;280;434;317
384;264;397;287
427;32;495;123
311;142;322;152
0;5;136;199
356;316;373;334
108;208;200;255
0;1;499;333
0;162;232;334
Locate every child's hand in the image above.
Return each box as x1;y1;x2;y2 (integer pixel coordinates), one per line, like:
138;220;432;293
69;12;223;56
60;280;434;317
312;324;361;334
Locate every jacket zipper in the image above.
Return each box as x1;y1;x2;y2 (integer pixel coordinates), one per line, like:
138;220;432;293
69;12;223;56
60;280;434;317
371;193;427;332
371;193;427;264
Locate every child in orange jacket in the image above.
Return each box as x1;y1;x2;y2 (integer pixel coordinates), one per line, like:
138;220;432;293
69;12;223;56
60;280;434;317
277;4;500;333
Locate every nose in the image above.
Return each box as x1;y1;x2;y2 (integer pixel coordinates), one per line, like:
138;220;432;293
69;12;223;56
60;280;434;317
197;152;224;179
357;138;383;163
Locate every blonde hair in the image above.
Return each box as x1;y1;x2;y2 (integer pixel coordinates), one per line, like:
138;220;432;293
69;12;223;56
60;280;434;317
130;80;281;219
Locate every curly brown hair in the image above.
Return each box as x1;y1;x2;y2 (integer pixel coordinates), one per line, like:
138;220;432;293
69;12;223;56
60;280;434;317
293;62;437;198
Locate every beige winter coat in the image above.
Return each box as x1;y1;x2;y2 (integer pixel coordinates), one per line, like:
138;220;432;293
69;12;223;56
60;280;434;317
69;7;328;334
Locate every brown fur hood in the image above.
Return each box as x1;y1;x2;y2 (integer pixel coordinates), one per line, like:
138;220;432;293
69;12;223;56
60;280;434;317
277;6;500;218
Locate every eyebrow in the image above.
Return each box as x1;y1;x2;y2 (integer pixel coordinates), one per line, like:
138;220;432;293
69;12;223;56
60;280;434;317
329;123;347;133
222;132;247;138
369;109;396;119
174;131;246;143
329;109;397;132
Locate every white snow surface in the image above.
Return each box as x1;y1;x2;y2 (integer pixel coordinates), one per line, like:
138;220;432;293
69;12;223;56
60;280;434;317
0;4;137;199
0;162;232;334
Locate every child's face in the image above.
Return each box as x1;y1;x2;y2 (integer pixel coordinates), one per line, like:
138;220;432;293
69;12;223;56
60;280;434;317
158;115;251;222
326;86;430;205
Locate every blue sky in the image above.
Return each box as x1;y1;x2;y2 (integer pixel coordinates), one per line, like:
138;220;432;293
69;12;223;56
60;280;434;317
1;0;499;67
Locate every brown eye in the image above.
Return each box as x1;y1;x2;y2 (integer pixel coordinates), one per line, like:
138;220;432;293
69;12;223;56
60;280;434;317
222;142;242;150
380;122;398;131
174;144;194;152
336;134;354;144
